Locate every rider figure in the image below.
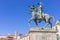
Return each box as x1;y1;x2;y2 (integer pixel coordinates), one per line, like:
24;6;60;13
38;2;43;19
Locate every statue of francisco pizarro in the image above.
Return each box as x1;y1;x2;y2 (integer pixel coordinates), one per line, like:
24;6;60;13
28;2;55;28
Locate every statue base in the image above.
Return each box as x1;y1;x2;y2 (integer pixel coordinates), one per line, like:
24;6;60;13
28;27;58;40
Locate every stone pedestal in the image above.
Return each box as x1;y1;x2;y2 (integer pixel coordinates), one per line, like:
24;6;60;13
28;27;58;40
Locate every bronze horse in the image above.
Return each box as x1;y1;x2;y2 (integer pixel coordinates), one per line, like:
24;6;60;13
28;3;54;28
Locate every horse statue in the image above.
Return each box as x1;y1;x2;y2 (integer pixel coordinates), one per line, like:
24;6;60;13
28;3;54;28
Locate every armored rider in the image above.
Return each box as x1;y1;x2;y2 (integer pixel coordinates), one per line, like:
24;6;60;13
38;2;43;19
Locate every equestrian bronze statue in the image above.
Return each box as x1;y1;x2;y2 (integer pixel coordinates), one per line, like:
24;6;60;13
28;3;54;28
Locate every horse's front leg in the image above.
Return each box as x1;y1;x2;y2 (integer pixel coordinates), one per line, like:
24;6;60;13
28;18;33;27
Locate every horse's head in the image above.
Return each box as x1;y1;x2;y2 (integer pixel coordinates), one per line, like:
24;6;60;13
30;5;36;12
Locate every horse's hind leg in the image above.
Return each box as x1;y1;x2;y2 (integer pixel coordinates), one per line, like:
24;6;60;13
49;21;52;28
44;19;49;28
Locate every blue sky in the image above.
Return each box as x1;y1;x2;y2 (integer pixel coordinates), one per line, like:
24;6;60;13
0;0;60;35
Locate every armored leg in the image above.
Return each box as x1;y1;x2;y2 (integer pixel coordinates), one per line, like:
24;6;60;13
34;20;39;27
